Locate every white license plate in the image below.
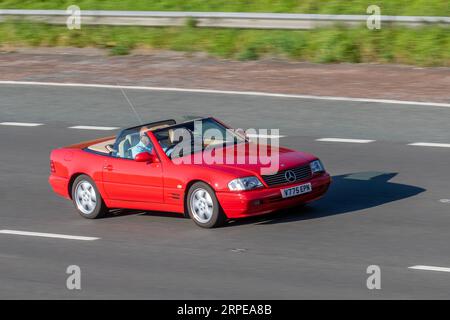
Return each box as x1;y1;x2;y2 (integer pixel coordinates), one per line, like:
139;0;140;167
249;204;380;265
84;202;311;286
281;183;312;199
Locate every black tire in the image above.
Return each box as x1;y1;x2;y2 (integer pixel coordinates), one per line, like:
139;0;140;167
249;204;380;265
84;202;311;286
186;182;226;228
71;175;108;219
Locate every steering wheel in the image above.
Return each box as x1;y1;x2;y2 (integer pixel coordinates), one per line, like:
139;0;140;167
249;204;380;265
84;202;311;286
164;144;177;158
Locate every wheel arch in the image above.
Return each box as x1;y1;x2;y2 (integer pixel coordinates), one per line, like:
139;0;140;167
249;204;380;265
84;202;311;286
68;172;90;200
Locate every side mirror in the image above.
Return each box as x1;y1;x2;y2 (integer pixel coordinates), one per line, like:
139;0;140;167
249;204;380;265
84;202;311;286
135;152;159;163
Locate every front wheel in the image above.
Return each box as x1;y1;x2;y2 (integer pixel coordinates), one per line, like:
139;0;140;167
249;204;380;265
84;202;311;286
71;175;108;219
187;182;226;228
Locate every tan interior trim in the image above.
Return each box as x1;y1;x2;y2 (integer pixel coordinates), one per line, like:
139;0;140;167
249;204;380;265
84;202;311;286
88;139;116;154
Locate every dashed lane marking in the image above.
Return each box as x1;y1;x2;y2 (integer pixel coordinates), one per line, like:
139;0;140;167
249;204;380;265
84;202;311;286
246;134;286;139
69;125;120;131
0;122;43;127
316;138;375;144
408;142;450;148
0;230;100;241
409;265;450;273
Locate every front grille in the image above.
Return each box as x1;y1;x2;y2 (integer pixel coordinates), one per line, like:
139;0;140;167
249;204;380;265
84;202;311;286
262;164;312;187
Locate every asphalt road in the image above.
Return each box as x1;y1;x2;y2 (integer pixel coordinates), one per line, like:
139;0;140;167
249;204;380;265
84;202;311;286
0;84;449;299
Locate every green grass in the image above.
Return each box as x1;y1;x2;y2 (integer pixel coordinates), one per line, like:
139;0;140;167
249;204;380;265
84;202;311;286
0;22;448;66
0;1;447;66
0;0;448;16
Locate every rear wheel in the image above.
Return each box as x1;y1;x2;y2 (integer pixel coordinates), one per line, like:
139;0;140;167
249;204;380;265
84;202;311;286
71;175;108;219
187;182;226;228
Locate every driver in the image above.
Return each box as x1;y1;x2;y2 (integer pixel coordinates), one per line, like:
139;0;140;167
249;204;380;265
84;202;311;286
130;127;153;159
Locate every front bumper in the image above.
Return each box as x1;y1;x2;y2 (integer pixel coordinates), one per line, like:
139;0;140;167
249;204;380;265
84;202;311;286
216;173;331;219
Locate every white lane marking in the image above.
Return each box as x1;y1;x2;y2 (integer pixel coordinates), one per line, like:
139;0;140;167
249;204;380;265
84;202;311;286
0;122;43;127
409;265;450;273
230;248;248;253
0;81;449;108
69;125;119;131
246;134;286;139
0;230;100;241
316;138;375;143
408;142;450;148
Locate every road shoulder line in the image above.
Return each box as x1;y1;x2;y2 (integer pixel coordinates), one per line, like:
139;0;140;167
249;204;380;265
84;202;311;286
1;81;449;108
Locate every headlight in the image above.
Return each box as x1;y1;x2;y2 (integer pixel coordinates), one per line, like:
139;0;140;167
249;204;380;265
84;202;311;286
228;176;263;191
310;160;325;173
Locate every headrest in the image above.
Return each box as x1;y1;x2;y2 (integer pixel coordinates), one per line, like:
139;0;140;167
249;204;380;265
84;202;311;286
126;133;140;146
168;129;175;144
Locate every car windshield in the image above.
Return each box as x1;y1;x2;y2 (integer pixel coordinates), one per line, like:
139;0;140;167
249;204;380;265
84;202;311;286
153;118;246;159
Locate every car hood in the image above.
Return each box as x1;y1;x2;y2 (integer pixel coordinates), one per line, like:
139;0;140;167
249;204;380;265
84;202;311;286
176;142;317;177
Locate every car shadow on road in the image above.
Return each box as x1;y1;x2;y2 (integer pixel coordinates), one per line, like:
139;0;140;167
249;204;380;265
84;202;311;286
226;172;426;227
107;208;186;219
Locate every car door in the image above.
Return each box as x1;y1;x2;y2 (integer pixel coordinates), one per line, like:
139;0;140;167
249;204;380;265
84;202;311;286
102;155;163;203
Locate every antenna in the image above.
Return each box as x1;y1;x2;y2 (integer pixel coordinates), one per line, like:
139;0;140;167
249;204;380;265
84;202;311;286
119;86;143;124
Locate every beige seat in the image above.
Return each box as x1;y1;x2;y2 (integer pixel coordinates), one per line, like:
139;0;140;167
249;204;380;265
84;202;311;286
117;138;129;158
117;133;140;159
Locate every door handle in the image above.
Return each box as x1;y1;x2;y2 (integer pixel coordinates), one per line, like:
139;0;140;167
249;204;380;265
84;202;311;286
103;164;113;171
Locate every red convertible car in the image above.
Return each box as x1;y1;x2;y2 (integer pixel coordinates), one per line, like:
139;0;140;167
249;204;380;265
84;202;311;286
49;117;331;228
